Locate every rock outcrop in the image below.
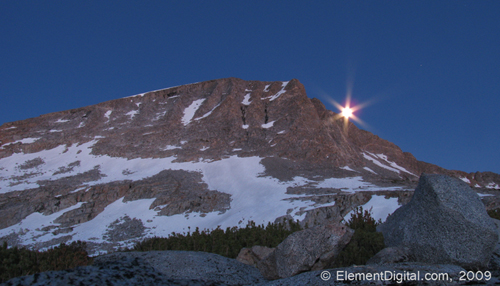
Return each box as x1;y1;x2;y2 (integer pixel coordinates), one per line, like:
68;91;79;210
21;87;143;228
94;251;266;285
236;245;274;267
257;223;354;279
376;174;498;269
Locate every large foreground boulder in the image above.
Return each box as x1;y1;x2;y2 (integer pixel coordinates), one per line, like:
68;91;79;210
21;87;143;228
257;223;353;279
377;174;498;269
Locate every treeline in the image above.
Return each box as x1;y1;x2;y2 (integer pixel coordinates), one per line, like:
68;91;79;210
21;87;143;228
332;206;385;267
132;219;303;258
132;207;385;267
0;241;92;283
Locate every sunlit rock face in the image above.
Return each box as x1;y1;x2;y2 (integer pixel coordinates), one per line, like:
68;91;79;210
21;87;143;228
0;77;498;254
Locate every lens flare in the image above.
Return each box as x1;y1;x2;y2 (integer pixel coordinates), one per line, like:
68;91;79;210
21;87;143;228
327;95;369;134
341;107;353;118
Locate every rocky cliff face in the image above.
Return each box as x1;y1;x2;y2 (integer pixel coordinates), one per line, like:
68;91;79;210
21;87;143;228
0;77;498;254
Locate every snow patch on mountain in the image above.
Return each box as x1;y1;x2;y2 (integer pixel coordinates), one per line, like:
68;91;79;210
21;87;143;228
0;202;85;247
153;110;167;121
313;176;402;193
364;167;377;174
126;93;145;98
478;193;495;197
262;81;289;101
242;94;252;105
371;153;417;176
486;182;500;189
363;152;416;176
195;103;221;121
343;195;400;223
104;110;112;121
182;99;206;125
2;137;40;147
460;177;471;184
125;110;139;119
262;121;275;129
340;166;357;172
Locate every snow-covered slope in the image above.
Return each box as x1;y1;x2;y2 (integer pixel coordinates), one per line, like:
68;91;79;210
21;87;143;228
0;138;406;254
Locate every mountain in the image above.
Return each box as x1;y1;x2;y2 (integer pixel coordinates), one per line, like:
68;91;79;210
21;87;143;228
0;77;499;254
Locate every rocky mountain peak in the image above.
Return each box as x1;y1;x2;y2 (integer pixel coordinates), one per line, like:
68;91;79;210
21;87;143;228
0;78;498;254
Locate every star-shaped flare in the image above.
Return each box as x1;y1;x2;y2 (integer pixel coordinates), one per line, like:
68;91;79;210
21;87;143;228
328;94;367;134
341;106;353;119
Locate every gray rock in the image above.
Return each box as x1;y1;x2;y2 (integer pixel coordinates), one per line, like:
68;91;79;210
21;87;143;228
488;219;500;272
366;246;411;265
257;223;353;279
3;250;267;286
377;174;498;269
94;250;266;285
236;245;274;266
256;250;280;280
103;215;145;242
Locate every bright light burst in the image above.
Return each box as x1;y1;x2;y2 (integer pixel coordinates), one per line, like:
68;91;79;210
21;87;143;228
341;106;353;119
328;92;369;134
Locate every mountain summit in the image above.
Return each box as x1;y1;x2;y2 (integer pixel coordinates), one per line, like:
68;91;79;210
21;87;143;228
0;78;498;254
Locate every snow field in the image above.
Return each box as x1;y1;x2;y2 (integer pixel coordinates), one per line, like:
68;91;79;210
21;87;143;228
0;139;408;251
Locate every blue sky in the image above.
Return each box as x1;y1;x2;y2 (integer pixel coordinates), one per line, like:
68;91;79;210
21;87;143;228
1;1;499;174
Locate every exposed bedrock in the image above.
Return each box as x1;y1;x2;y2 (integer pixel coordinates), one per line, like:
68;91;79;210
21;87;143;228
0;169;230;231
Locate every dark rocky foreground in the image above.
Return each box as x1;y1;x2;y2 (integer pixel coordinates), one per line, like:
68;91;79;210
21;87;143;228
3;174;500;286
2;251;499;286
